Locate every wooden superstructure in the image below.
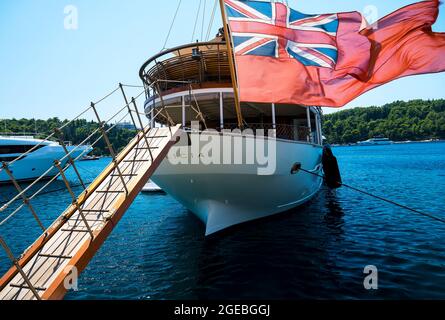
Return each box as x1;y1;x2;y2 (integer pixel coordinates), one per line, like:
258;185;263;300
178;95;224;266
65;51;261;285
140;40;231;94
139;39;323;145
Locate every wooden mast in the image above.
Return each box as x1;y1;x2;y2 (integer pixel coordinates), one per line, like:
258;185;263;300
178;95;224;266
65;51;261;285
219;0;243;128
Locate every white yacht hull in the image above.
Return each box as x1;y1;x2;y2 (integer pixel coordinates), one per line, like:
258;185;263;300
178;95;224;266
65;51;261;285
152;133;323;235
358;141;392;146
0;146;90;184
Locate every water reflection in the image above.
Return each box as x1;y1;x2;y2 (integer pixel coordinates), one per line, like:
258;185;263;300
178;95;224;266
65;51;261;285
323;188;345;232
192;188;349;299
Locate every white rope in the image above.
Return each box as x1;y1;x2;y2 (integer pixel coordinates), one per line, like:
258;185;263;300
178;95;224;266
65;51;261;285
162;0;182;51
206;0;218;41
191;0;203;42
201;0;207;41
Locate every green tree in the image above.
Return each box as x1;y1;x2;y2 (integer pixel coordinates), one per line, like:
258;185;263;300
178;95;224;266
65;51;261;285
323;99;445;144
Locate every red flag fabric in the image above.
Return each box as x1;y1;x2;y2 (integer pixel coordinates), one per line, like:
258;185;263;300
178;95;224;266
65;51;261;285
224;0;445;107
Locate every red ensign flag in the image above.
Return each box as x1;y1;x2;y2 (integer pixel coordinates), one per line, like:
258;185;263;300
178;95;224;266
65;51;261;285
224;0;445;107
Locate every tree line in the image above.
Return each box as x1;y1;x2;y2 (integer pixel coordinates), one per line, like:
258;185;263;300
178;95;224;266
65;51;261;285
3;99;445;149
323;99;445;144
0;118;136;156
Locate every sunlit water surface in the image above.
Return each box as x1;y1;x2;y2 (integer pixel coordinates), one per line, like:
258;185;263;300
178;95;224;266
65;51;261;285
0;142;444;299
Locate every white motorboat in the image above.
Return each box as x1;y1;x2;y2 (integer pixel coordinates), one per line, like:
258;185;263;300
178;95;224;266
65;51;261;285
358;136;393;146
0;136;92;184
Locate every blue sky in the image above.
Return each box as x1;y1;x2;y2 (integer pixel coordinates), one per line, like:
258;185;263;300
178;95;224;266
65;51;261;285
0;0;444;121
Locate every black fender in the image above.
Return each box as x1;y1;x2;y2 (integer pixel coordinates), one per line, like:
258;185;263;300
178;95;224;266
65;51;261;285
322;145;342;189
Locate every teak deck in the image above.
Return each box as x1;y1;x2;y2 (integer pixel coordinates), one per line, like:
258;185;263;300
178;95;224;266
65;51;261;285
0;125;181;300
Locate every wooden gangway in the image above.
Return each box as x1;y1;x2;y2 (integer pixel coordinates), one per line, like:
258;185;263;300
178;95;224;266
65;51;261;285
0;125;181;300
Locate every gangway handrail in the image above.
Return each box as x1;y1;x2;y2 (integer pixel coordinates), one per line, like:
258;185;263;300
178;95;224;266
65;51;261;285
0;88;148;215
0;82;178;294
0;93;152;214
0;124;181;299
0;85;123;169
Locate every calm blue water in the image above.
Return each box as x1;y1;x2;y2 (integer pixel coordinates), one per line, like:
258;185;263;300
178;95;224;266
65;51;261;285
0;142;444;299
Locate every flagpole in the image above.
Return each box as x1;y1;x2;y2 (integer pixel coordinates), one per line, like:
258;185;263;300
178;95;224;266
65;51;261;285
218;0;243;129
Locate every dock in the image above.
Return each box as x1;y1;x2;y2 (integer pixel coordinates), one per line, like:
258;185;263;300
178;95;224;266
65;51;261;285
0;125;181;300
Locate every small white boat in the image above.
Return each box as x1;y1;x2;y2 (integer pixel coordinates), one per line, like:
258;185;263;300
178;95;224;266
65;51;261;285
0;136;92;184
141;180;164;193
357;136;393;146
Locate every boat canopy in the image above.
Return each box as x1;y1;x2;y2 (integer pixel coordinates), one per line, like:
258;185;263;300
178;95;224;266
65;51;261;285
139;39;322;143
139;40;231;95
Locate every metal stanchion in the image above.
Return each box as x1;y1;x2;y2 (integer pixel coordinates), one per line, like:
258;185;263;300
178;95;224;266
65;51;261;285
119;83;138;131
154;82;173;136
132;97;154;162
90;102;129;195
0;236;41;300
54;128;87;191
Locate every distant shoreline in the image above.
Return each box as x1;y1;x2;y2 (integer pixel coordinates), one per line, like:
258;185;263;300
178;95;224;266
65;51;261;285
323;99;445;144
332;139;444;147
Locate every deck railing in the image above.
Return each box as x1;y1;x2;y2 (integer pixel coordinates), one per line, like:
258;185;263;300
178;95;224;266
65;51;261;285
221;123;312;143
139;41;231;94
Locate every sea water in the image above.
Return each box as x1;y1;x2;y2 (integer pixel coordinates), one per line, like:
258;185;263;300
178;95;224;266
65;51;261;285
0;142;444;299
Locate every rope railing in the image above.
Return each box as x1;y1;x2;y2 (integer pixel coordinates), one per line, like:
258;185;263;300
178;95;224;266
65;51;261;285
0;86;162;214
0;85;149;221
92;85;121;105
0;133;103;218
0;82;161;299
120;84;145;88
0;162;73;227
0;85;123;170
103;89;146;125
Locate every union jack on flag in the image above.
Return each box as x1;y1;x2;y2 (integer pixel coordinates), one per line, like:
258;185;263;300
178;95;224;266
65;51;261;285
225;0;339;69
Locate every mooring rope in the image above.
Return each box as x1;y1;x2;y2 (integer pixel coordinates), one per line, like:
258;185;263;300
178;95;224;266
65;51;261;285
299;168;445;224
2;168;443;226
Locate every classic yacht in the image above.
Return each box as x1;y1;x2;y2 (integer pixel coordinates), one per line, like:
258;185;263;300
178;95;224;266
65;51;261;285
139;39;325;235
0;135;92;184
358;136;393;146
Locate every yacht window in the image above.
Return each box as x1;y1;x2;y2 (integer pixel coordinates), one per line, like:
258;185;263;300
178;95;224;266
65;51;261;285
0;144;45;155
0;156;17;162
